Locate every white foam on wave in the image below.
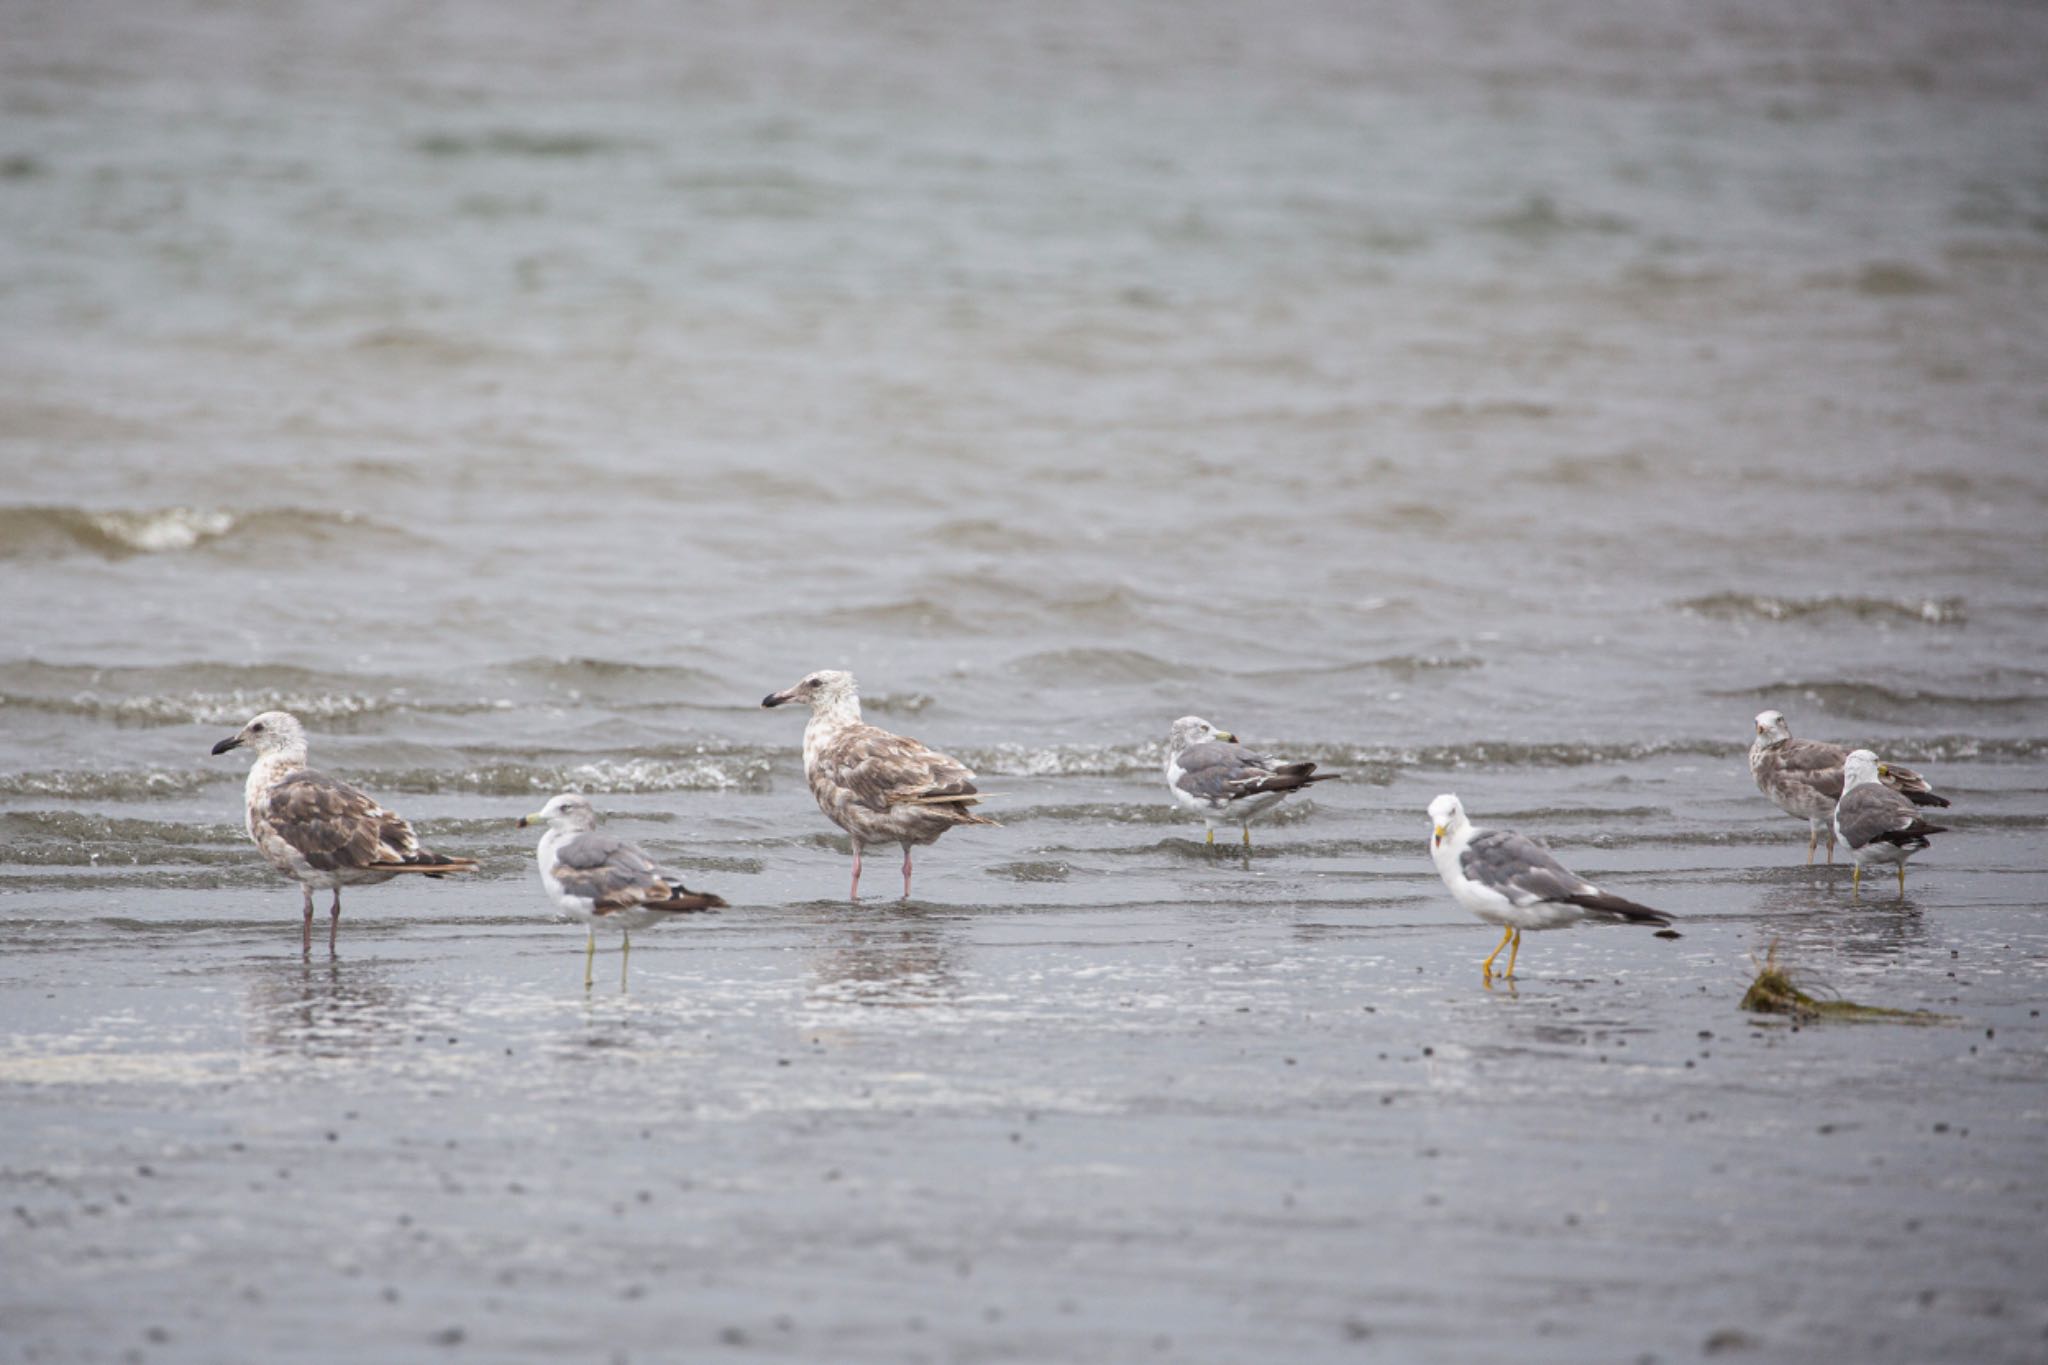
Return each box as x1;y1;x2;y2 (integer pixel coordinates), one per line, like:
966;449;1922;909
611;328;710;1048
84;507;237;553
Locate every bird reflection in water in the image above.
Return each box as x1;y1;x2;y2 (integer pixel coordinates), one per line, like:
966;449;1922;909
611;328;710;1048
808;914;961;1009
1749;886;1930;965
245;957;414;1058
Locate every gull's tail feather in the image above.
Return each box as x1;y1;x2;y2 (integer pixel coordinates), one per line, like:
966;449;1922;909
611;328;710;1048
1882;763;1947;807
654;887;727;913
375;850;480;879
895;790;1002;826
1873;818;1946;851
1563;890;1673;926
1235;762;1339;797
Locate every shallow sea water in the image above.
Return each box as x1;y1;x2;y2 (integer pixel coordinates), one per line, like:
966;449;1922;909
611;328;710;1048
3;1;2047;1361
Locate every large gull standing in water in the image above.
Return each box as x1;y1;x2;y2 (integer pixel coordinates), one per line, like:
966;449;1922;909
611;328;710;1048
1833;749;1949;899
1164;715;1335;849
762;670;997;900
1427;794;1675;980
518;792;726;989
1749;710;1947;864
210;710;477;954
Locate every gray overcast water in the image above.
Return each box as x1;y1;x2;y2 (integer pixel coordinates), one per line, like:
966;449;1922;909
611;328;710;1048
3;1;2046;1361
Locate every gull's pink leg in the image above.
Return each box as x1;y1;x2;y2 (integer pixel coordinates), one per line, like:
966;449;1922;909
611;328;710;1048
901;845;913;900
301;887;314;957
329;890;342;954
849;841;863;902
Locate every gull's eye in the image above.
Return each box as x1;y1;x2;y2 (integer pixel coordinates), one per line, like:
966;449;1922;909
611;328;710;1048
250;723;265;732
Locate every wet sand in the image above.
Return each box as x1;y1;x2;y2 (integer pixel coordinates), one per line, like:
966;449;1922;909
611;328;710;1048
5;765;2047;1363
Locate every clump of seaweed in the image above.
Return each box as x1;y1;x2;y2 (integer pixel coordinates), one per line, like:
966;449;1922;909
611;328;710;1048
1741;942;1950;1024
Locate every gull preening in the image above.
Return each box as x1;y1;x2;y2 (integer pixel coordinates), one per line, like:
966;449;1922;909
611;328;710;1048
518;792;726;989
1833;750;1949;898
210;711;477;955
1164;716;1335;849
762;670;997;900
1427;794;1675;980
1750;710;1947;864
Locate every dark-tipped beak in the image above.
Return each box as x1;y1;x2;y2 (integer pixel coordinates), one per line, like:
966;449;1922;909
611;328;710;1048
762;691;789;708
1218;731;1238;744
515;816;530;829
210;735;243;755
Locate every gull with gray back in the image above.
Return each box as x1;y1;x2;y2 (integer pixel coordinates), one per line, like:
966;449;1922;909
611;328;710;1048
1833;750;1949;899
1427;794;1676;981
1750;709;1947;865
518;792;726;989
1164;715;1335;849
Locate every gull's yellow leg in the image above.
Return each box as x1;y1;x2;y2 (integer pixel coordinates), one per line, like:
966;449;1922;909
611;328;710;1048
1898;864;1907;898
1481;925;1514;976
1205;828;1215;847
1851;864;1861;899
1242;825;1252;848
1504;929;1522;979
621;930;631;991
584;926;596;989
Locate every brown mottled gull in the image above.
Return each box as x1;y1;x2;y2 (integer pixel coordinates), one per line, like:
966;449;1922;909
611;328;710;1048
210;711;477;955
762;670;996;900
1749;709;1947;864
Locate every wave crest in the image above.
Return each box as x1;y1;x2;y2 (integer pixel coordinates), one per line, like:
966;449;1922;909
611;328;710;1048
1677;593;1965;625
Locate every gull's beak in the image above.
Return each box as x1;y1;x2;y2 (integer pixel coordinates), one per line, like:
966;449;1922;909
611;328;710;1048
762;688;794;708
516;813;541;829
1433;824;1445;845
1217;730;1238;744
210;734;243;755
1876;763;1890;777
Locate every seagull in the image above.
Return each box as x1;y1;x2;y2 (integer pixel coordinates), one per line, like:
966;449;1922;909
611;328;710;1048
210;711;477;955
1427;794;1675;980
517;792;726;989
1833;750;1949;899
1750;710;1947;864
762;669;996;900
1165;716;1335;849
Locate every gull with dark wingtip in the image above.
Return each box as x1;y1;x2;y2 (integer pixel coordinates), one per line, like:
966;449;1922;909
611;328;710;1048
210;710;477;955
1427;794;1675;980
1750;709;1947;865
1834;750;1949;899
518;792;726;989
1164;716;1335;849
763;670;997;901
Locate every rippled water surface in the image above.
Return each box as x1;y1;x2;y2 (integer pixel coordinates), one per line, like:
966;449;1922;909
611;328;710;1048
3;1;2047;1361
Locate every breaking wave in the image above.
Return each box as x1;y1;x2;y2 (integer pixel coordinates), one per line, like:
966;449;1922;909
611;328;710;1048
356;753;773;795
0;506;414;560
0;769;222;800
1676;593;1966;625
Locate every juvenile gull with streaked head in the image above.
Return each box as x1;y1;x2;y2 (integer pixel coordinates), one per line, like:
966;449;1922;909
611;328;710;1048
1749;709;1947;865
210;710;477;955
762;670;997;900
